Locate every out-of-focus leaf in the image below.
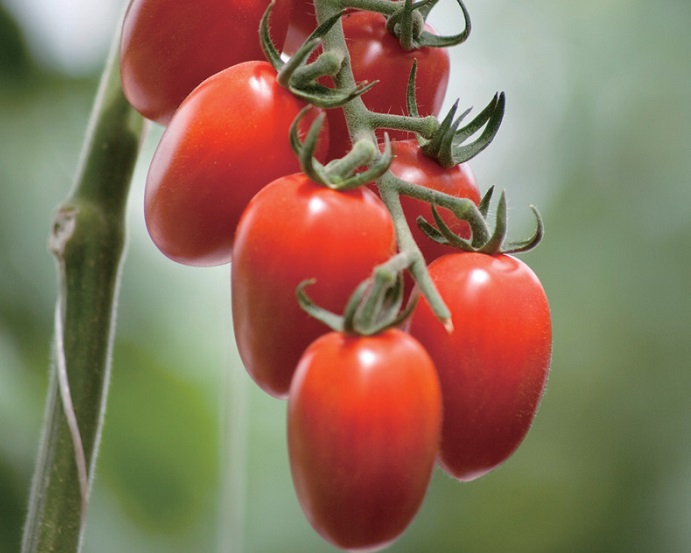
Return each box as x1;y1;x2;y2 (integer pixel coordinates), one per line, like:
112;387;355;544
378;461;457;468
97;342;218;533
0;5;31;83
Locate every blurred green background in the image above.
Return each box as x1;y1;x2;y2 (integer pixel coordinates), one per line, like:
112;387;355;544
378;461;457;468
1;0;690;551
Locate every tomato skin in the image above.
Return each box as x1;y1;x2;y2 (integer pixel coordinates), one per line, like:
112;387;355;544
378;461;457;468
120;0;292;125
385;139;481;263
144;61;327;267
282;0;317;55
288;329;442;551
327;11;450;159
409;253;551;481
231;173;396;398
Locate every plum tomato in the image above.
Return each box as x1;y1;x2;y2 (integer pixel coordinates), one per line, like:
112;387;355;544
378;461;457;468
231;173;396;398
144;61;328;267
120;0;292;125
288;329;442;551
409;252;552;481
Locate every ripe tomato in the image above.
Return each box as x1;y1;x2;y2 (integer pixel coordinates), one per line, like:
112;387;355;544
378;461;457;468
288;329;442;551
385;139;481;263
326;11;450;159
282;0;317;55
144;61;328;267
120;0;292;125
409;252;551;481
231;173;396;398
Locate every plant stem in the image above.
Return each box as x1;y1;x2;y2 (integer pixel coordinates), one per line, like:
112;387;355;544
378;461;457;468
21;31;145;553
377;174;452;327
313;0;376;145
312;0;451;325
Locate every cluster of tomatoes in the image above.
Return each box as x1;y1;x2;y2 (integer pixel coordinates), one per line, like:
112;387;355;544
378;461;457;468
120;0;552;550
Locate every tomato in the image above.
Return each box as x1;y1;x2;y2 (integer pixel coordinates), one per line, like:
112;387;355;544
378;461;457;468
120;0;292;125
409;252;551;481
231;173;396;398
385;139;481;263
282;0;317;55
144;61;328;267
326;11;450;159
288;329;442;551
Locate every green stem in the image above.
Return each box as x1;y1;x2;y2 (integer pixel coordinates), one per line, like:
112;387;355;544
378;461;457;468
367;113;438;138
377;174;452;328
21;31;145;553
391;174;490;243
341;0;402;14
313;0;451;324
314;0;374;145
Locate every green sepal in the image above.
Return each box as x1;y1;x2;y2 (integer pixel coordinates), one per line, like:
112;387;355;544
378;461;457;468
406;61;420;119
289;106;332;185
478;185;494;217
296;279;349;333
502;205;544;254
415;188;544;255
386;0;426;51
416;206;476;251
290;108;393;190
415;214;446;244
325;134;394;190
403;60;444;138
477;190;509;254
260;3;376;108
349;253;412;335
420;92;506;169
258;0;284;69
292;80;378;110
386;0;471;50
296;253;418;336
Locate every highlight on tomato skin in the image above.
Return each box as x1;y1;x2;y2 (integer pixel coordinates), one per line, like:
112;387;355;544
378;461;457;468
409;252;552;482
287;329;442;552
144;61;328;268
231;173;396;398
120;0;292;125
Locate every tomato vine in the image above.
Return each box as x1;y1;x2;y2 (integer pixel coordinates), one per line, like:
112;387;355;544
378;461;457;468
23;0;553;551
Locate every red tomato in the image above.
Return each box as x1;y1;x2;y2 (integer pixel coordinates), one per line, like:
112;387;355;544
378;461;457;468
327;11;450;159
282;0;317;55
288;329;442;551
120;0;292;125
409;252;551;481
386;139;481;263
231;173;396;398
144;61;328;267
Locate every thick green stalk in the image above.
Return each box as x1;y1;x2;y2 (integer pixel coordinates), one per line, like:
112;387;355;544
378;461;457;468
21;31;145;553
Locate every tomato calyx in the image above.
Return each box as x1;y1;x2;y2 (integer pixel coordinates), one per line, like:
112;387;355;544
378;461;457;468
290;108;394;190
419;186;544;255
385;0;471;51
406;61;506;168
297;252;417;336
360;62;505;161
342;0;470;50
260;2;375;108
